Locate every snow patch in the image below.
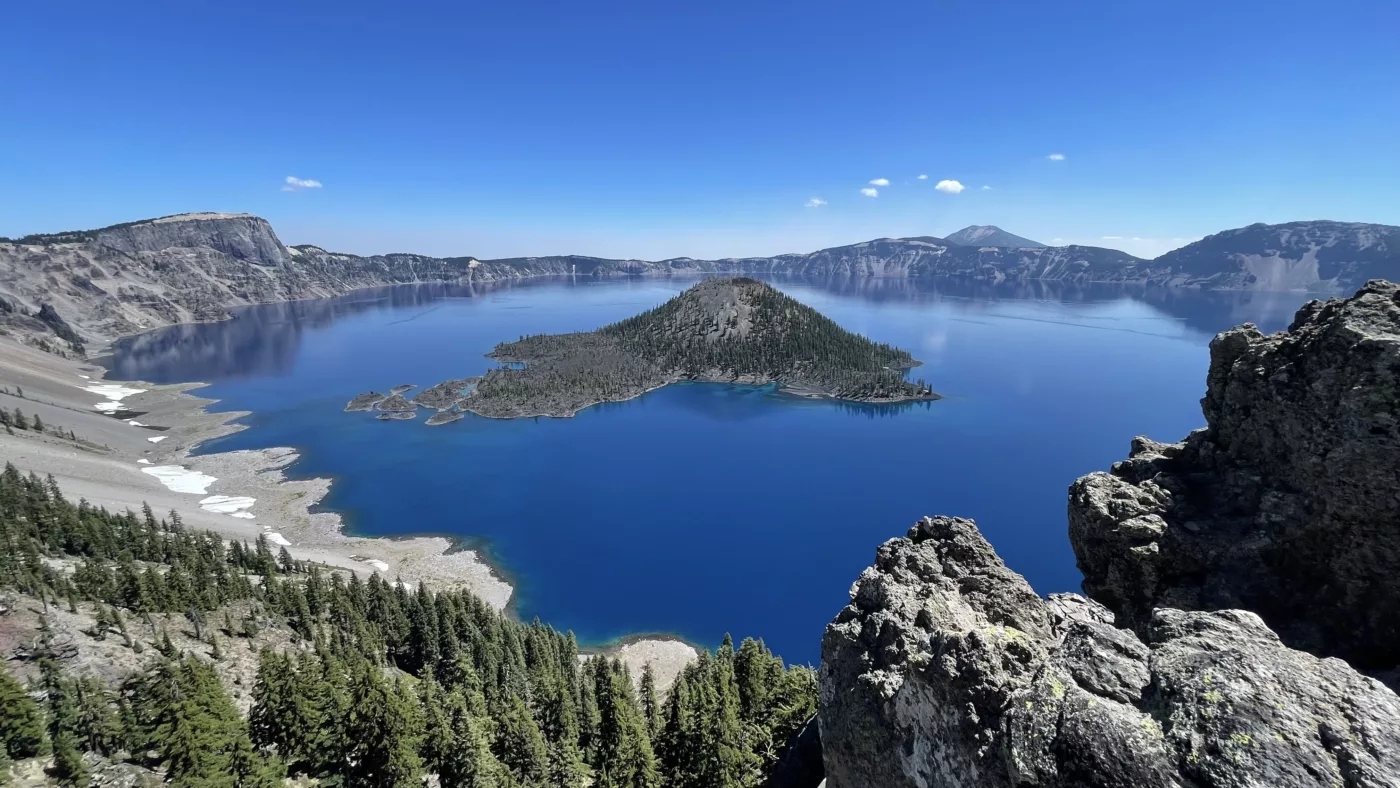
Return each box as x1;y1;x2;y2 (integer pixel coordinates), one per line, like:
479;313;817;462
199;494;256;515
126;419;147;427
82;383;145;412
265;533;292;546
231;512;256;520
367;559;390;573
136;459;152;465
142;465;217;495
147;436;167;444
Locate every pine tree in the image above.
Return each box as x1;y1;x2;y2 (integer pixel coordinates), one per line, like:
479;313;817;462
30;414;42;434
593;660;659;788
342;662;422;788
437;691;502;788
249;650;298;759
0;664;45;759
126;656;246;787
494;693;547;784
418;677;451;776
640;663;660;742
546;738;592;788
41;659;89;788
229;731;285;788
74;677;120;756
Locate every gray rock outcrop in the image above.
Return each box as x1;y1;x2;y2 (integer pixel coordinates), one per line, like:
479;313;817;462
1070;280;1400;669
376;393;416;413
345;391;387;412
820;517;1400;788
91;212;290;267
820;282;1400;787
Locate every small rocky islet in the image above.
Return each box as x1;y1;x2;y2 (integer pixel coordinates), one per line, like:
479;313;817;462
346;277;938;424
346;379;479;425
343;391;386;411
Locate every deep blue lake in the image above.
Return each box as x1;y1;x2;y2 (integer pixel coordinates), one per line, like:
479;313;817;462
104;276;1313;664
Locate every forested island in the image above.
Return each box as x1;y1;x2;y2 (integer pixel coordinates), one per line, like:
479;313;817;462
0;465;816;786
351;278;937;422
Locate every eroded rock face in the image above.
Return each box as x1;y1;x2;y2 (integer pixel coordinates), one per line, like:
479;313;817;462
1070;280;1400;669
92;213;290;267
820;516;1400;788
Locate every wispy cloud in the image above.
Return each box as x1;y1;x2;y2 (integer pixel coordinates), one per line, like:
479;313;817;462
805;197;827;208
860;187;879;198
1047;153;1066;161
281;176;323;192
868;178;890;187
934;179;965;194
981;185;992;190
916;174;929;180
1101;235;1123;240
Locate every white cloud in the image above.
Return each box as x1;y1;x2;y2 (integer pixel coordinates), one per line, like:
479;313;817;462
1047;153;1066;161
916;174;929;180
934;179;965;194
868;178;890;186
860;187;879;198
1101;235;1123;240
805;197;827;208
981;185;992;190
281;176;323;192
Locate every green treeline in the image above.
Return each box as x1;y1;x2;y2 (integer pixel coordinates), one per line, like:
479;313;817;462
0;464;815;787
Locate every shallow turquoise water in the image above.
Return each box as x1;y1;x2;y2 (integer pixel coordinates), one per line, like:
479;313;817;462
105;277;1311;664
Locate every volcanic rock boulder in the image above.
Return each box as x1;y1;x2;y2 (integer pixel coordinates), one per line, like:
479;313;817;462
1069;280;1400;669
819;517;1400;788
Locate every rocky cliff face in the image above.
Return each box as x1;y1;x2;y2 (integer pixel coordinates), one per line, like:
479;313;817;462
0;214;483;347
1152;221;1400;292
819;281;1400;787
4;213;1399;353
1070;280;1400;669
90;212;291;266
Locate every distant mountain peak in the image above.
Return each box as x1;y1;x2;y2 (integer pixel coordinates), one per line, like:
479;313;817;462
943;225;1046;248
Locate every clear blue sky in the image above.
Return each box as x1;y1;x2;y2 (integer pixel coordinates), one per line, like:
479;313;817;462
2;0;1396;260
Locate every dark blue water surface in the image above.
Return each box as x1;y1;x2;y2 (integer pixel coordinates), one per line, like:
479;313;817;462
104;277;1313;664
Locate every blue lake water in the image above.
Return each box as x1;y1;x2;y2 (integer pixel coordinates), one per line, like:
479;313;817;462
104;276;1313;664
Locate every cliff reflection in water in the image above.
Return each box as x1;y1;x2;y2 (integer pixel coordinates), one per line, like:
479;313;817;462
101;280;520;383
101;275;1314;386
778;275;1310;337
